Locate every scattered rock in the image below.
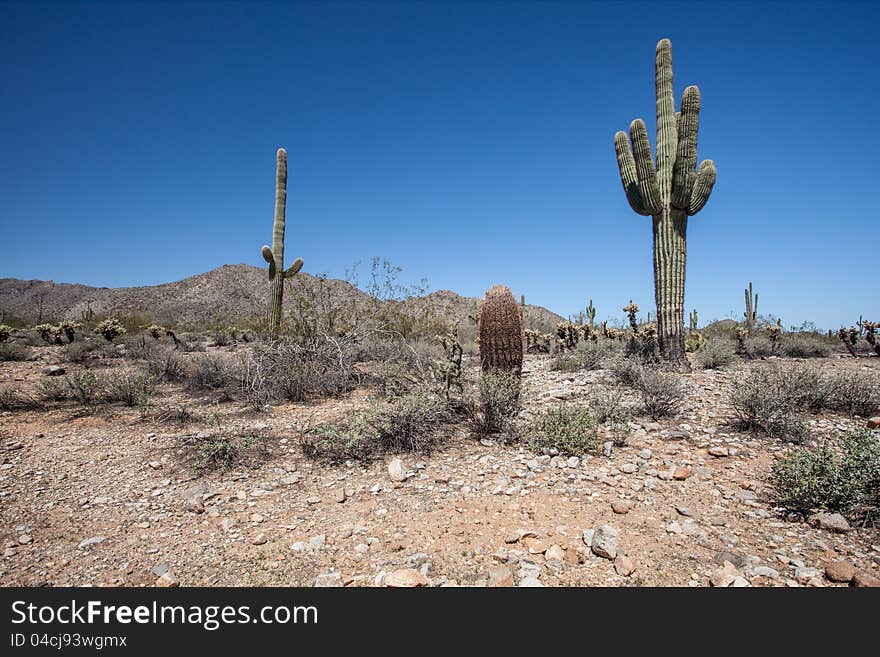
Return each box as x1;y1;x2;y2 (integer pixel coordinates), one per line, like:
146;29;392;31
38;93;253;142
866;417;880;430
591;525;618;560
155;572;179;587
614;555;635;577
809;512;851;533
42;366;65;376
825;561;855;583
314;572;344;587
385;568;428;587
545;544;565;562
710;561;740;587
77;536;106;550
852;571;880;588
673;466;692;481
611;500;631;514
388;458;407;482
487;565;514;587
251;533;268;546
518;577;543;587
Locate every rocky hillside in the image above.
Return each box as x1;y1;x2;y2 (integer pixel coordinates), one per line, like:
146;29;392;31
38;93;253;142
0;265;564;330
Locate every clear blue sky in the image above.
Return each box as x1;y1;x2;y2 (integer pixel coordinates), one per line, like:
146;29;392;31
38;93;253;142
2;0;878;329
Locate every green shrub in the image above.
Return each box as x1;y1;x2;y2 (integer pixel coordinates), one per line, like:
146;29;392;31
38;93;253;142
145;346;188;383
0;385;43;411
193;433;262;472
694;338;736;369
550;343;608;373
0;343;29;362
730;367;808;441
65;340;98;363
301;388;451;462
37;378;69;402
587;386;633;446
771;430;880;519
531;403;598;456
467;373;522;437
826;372;879;417
102;369;155;406
781;335;831;358
66;370;100;406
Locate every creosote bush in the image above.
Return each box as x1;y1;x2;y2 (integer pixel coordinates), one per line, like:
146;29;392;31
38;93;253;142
467;373;522;438
0;343;28;362
607;355;683;419
531;403;598;456
771;430;880;521
102;369;155;406
301;387;452;462
693;337;735;369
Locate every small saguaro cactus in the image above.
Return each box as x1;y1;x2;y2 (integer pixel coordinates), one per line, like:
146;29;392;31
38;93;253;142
744;282;758;331
614;38;716;368
261;148;304;339
477;285;524;375
689;309;698;332
586;299;597;327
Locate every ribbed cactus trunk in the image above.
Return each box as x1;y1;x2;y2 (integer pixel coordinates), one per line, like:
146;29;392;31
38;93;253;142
261;148;303;340
613;39;716;368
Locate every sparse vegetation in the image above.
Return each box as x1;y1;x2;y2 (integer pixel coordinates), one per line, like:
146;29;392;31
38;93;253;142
467;373;522;438
771;430;880;521
95;318;127;342
0;343;28;362
531;402;598;456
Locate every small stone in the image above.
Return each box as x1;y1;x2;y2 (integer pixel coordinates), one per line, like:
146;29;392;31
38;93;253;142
710;561;740;587
591;525;618;560
611;501;631;514
151;563;170;576
852;571;880;587
308;534;326;550
545;544;565;562
388;458;408;482
252;533;268;546
518;577;544;587
314;572;344;587
42;365;65;376
866;417;880;430
335;488;347;503
731;576;751;587
18;534;32;545
523;537;549;554
567;456;581;469
810;512;850;533
385;568;428;587
638;448;653;460
78;536;106;550
305;496;322;505
708;446;729;457
712;551;748;571
620;463;638;474
614;555;635;577
487;565;514;587
825;561;856;583
673;466;692;480
675;506;692;517
795;566;822;584
155;572;179;587
753;566;779;579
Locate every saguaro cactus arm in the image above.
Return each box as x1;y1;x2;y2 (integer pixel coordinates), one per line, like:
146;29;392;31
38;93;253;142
284;258;304;278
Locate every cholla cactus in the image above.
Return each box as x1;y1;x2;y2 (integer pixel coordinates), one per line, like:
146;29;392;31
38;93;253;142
555;321;580;352
623;301;639;333
0;324;12;343
768;323;782;354
837;327;858;357
95;318;126;342
735;326;749;357
579;323;598;343
601;321;609;338
58;320;82;343
525;329;553;354
607;327;626;342
744;282;758;331
434;332;464;398
863;321;880;355
477;285;524;375
641;321;659;355
684;330;705;352
34;323;62;344
144;324;165;339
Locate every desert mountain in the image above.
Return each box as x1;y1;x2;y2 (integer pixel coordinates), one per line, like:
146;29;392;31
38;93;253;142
0;265;564;331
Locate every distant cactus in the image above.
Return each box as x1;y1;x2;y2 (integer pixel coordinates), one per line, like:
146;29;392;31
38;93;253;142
520;294;526;322
525;330;552;354
95;318;126;342
585;299;597;327
555;321;580;352
837;327;858;357
260;148;303;339
34;323;62;344
80;301;95;325
58;320;82;343
735;327;749;357
861;321;879;356
623;301;639;333
0;324;12;343
435;332;464;398
768;323;782;353
144;324;164;339
689;309;698;332
477;285;524;375
614;38;716;367
684;330;705;352
744;282;758;331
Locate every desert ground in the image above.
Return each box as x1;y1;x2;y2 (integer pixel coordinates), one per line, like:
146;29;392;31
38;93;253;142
2;324;878;588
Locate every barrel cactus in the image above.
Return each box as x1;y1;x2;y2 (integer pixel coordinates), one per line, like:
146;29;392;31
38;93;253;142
261;148;304;339
477;285;524;375
614;38;716;367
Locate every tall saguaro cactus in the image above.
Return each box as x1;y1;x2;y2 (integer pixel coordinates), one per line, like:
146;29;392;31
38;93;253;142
261;148;303;339
614;38;717;367
743;281;758;331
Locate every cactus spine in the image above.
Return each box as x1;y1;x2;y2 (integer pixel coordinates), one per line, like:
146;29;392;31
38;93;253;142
477;285;524;375
614;38;716;367
261;148;303;339
744;281;758;331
